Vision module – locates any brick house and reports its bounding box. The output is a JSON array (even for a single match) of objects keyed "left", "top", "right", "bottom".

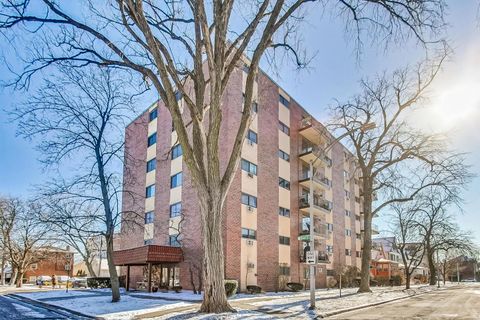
[
  {"left": 115, "top": 62, "right": 378, "bottom": 292},
  {"left": 24, "top": 246, "right": 74, "bottom": 283}
]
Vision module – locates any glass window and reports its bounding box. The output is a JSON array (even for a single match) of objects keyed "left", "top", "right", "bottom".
[
  {"left": 144, "top": 239, "right": 153, "bottom": 245},
  {"left": 241, "top": 228, "right": 256, "bottom": 240},
  {"left": 146, "top": 158, "right": 156, "bottom": 172},
  {"left": 241, "top": 159, "right": 257, "bottom": 175},
  {"left": 326, "top": 245, "right": 334, "bottom": 254},
  {"left": 279, "top": 177, "right": 290, "bottom": 190},
  {"left": 345, "top": 210, "right": 351, "bottom": 217},
  {"left": 345, "top": 229, "right": 352, "bottom": 236},
  {"left": 169, "top": 234, "right": 181, "bottom": 247},
  {"left": 146, "top": 184, "right": 155, "bottom": 198},
  {"left": 147, "top": 133, "right": 157, "bottom": 147},
  {"left": 345, "top": 249, "right": 351, "bottom": 256},
  {"left": 279, "top": 236, "right": 290, "bottom": 246},
  {"left": 170, "top": 172, "right": 182, "bottom": 188},
  {"left": 171, "top": 144, "right": 183, "bottom": 159},
  {"left": 279, "top": 266, "right": 290, "bottom": 276},
  {"left": 279, "top": 207, "right": 290, "bottom": 217},
  {"left": 252, "top": 102, "right": 258, "bottom": 113},
  {"left": 278, "top": 149, "right": 290, "bottom": 162},
  {"left": 356, "top": 251, "right": 362, "bottom": 258},
  {"left": 169, "top": 202, "right": 182, "bottom": 218},
  {"left": 279, "top": 94, "right": 290, "bottom": 108},
  {"left": 345, "top": 190, "right": 351, "bottom": 199},
  {"left": 144, "top": 211, "right": 154, "bottom": 224},
  {"left": 149, "top": 109, "right": 158, "bottom": 121},
  {"left": 278, "top": 121, "right": 290, "bottom": 136},
  {"left": 247, "top": 130, "right": 257, "bottom": 144},
  {"left": 327, "top": 223, "right": 333, "bottom": 232},
  {"left": 175, "top": 91, "right": 183, "bottom": 101},
  {"left": 356, "top": 233, "right": 362, "bottom": 239},
  {"left": 241, "top": 193, "right": 257, "bottom": 208}
]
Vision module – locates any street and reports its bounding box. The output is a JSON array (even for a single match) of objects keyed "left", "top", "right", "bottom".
[
  {"left": 0, "top": 295, "right": 86, "bottom": 320},
  {"left": 329, "top": 285, "right": 480, "bottom": 320}
]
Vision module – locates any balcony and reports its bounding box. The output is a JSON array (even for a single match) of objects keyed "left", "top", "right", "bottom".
[
  {"left": 299, "top": 117, "right": 327, "bottom": 146},
  {"left": 299, "top": 172, "right": 332, "bottom": 191},
  {"left": 299, "top": 195, "right": 333, "bottom": 216},
  {"left": 299, "top": 250, "right": 330, "bottom": 264},
  {"left": 299, "top": 147, "right": 332, "bottom": 168},
  {"left": 298, "top": 217, "right": 327, "bottom": 240}
]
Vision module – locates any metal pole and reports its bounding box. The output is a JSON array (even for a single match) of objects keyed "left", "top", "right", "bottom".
[
  {"left": 474, "top": 260, "right": 477, "bottom": 282},
  {"left": 309, "top": 161, "right": 316, "bottom": 310},
  {"left": 339, "top": 273, "right": 342, "bottom": 297}
]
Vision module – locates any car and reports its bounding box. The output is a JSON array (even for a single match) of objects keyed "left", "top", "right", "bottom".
[
  {"left": 71, "top": 277, "right": 88, "bottom": 288},
  {"left": 36, "top": 275, "right": 52, "bottom": 286}
]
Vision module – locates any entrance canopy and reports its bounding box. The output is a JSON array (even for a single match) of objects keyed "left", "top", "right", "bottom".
[{"left": 113, "top": 245, "right": 183, "bottom": 266}]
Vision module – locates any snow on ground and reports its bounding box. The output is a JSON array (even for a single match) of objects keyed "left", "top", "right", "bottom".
[{"left": 17, "top": 283, "right": 461, "bottom": 319}]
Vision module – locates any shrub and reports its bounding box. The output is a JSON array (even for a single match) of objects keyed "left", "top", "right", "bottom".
[
  {"left": 374, "top": 276, "right": 390, "bottom": 286},
  {"left": 391, "top": 275, "right": 402, "bottom": 286},
  {"left": 246, "top": 285, "right": 262, "bottom": 294},
  {"left": 224, "top": 280, "right": 238, "bottom": 298},
  {"left": 173, "top": 285, "right": 182, "bottom": 293},
  {"left": 87, "top": 277, "right": 111, "bottom": 289},
  {"left": 286, "top": 282, "right": 303, "bottom": 292}
]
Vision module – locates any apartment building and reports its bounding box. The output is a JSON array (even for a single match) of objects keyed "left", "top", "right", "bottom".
[{"left": 115, "top": 64, "right": 378, "bottom": 292}]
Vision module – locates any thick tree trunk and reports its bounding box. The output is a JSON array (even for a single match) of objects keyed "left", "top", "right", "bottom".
[
  {"left": 16, "top": 269, "right": 24, "bottom": 288},
  {"left": 106, "top": 233, "right": 120, "bottom": 302},
  {"left": 85, "top": 259, "right": 97, "bottom": 278},
  {"left": 199, "top": 195, "right": 234, "bottom": 313},
  {"left": 358, "top": 181, "right": 373, "bottom": 293},
  {"left": 405, "top": 273, "right": 411, "bottom": 290},
  {"left": 9, "top": 267, "right": 17, "bottom": 286},
  {"left": 1, "top": 253, "right": 5, "bottom": 286}
]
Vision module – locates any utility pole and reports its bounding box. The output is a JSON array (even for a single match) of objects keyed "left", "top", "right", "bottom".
[
  {"left": 474, "top": 259, "right": 477, "bottom": 282},
  {"left": 456, "top": 262, "right": 460, "bottom": 284},
  {"left": 436, "top": 251, "right": 440, "bottom": 288}
]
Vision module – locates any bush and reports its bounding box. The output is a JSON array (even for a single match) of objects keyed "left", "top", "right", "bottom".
[
  {"left": 246, "top": 285, "right": 262, "bottom": 294},
  {"left": 173, "top": 285, "right": 182, "bottom": 293},
  {"left": 374, "top": 276, "right": 390, "bottom": 287},
  {"left": 391, "top": 275, "right": 402, "bottom": 286},
  {"left": 224, "top": 280, "right": 238, "bottom": 298},
  {"left": 87, "top": 277, "right": 111, "bottom": 289},
  {"left": 286, "top": 282, "right": 303, "bottom": 292}
]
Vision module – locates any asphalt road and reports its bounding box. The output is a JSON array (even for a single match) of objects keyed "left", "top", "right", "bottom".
[
  {"left": 0, "top": 295, "right": 85, "bottom": 320},
  {"left": 329, "top": 285, "right": 480, "bottom": 320}
]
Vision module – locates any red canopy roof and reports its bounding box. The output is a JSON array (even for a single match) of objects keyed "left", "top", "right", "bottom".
[{"left": 113, "top": 245, "right": 183, "bottom": 266}]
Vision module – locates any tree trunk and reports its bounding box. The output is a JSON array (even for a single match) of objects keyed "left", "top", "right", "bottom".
[
  {"left": 16, "top": 269, "right": 24, "bottom": 288},
  {"left": 105, "top": 232, "right": 120, "bottom": 302},
  {"left": 9, "top": 267, "right": 17, "bottom": 286},
  {"left": 86, "top": 258, "right": 97, "bottom": 278},
  {"left": 358, "top": 181, "right": 373, "bottom": 293},
  {"left": 1, "top": 253, "right": 6, "bottom": 286},
  {"left": 405, "top": 273, "right": 411, "bottom": 290},
  {"left": 199, "top": 194, "right": 233, "bottom": 313},
  {"left": 427, "top": 251, "right": 436, "bottom": 285}
]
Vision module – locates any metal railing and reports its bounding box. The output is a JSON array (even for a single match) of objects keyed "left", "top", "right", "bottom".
[
  {"left": 299, "top": 146, "right": 333, "bottom": 167},
  {"left": 299, "top": 196, "right": 333, "bottom": 212},
  {"left": 299, "top": 171, "right": 332, "bottom": 188}
]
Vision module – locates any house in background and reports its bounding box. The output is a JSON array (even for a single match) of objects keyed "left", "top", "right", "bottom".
[
  {"left": 24, "top": 246, "right": 74, "bottom": 283},
  {"left": 73, "top": 234, "right": 120, "bottom": 277},
  {"left": 370, "top": 237, "right": 402, "bottom": 280}
]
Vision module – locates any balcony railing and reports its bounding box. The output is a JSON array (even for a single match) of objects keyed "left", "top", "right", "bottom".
[
  {"left": 299, "top": 250, "right": 330, "bottom": 264},
  {"left": 299, "top": 146, "right": 333, "bottom": 167},
  {"left": 300, "top": 116, "right": 313, "bottom": 129},
  {"left": 299, "top": 172, "right": 332, "bottom": 189},
  {"left": 299, "top": 217, "right": 327, "bottom": 238},
  {"left": 299, "top": 196, "right": 333, "bottom": 212}
]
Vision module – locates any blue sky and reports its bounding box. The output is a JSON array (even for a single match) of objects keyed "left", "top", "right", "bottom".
[{"left": 0, "top": 1, "right": 478, "bottom": 242}]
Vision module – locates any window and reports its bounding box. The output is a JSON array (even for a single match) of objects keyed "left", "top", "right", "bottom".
[
  {"left": 146, "top": 158, "right": 156, "bottom": 172},
  {"left": 171, "top": 172, "right": 182, "bottom": 188},
  {"left": 356, "top": 251, "right": 362, "bottom": 258},
  {"left": 345, "top": 249, "right": 352, "bottom": 256},
  {"left": 175, "top": 91, "right": 183, "bottom": 101},
  {"left": 355, "top": 215, "right": 361, "bottom": 221},
  {"left": 345, "top": 210, "right": 352, "bottom": 217},
  {"left": 171, "top": 144, "right": 183, "bottom": 159},
  {"left": 242, "top": 64, "right": 250, "bottom": 73},
  {"left": 355, "top": 197, "right": 361, "bottom": 203},
  {"left": 345, "top": 229, "right": 352, "bottom": 237},
  {"left": 278, "top": 149, "right": 290, "bottom": 162},
  {"left": 326, "top": 245, "right": 334, "bottom": 254},
  {"left": 343, "top": 170, "right": 350, "bottom": 180},
  {"left": 146, "top": 184, "right": 155, "bottom": 198},
  {"left": 279, "top": 177, "right": 290, "bottom": 190},
  {"left": 247, "top": 130, "right": 257, "bottom": 144},
  {"left": 279, "top": 94, "right": 290, "bottom": 108},
  {"left": 170, "top": 202, "right": 182, "bottom": 218},
  {"left": 356, "top": 233, "right": 362, "bottom": 239},
  {"left": 241, "top": 228, "right": 256, "bottom": 240},
  {"left": 169, "top": 234, "right": 181, "bottom": 247},
  {"left": 279, "top": 207, "right": 290, "bottom": 217},
  {"left": 144, "top": 239, "right": 153, "bottom": 245},
  {"left": 345, "top": 190, "right": 351, "bottom": 199},
  {"left": 327, "top": 269, "right": 335, "bottom": 276},
  {"left": 279, "top": 236, "right": 290, "bottom": 245},
  {"left": 147, "top": 133, "right": 157, "bottom": 147},
  {"left": 171, "top": 120, "right": 175, "bottom": 132},
  {"left": 252, "top": 102, "right": 258, "bottom": 113},
  {"left": 144, "top": 211, "right": 154, "bottom": 224},
  {"left": 278, "top": 121, "right": 290, "bottom": 136},
  {"left": 149, "top": 109, "right": 158, "bottom": 121},
  {"left": 326, "top": 223, "right": 333, "bottom": 232},
  {"left": 279, "top": 265, "right": 290, "bottom": 276},
  {"left": 241, "top": 159, "right": 257, "bottom": 175},
  {"left": 241, "top": 193, "right": 257, "bottom": 208},
  {"left": 30, "top": 263, "right": 38, "bottom": 270}
]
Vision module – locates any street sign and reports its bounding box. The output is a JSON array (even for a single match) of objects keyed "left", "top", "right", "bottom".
[{"left": 306, "top": 251, "right": 317, "bottom": 265}]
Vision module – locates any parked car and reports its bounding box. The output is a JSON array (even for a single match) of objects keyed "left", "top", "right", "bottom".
[
  {"left": 36, "top": 275, "right": 52, "bottom": 286},
  {"left": 56, "top": 275, "right": 70, "bottom": 283},
  {"left": 71, "top": 277, "right": 88, "bottom": 288}
]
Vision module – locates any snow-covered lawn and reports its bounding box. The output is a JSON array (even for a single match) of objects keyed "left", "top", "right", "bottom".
[{"left": 16, "top": 283, "right": 464, "bottom": 319}]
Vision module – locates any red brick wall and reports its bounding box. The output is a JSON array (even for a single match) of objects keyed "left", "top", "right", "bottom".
[{"left": 24, "top": 251, "right": 74, "bottom": 282}]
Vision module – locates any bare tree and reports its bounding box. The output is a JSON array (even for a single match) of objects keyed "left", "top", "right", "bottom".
[
  {"left": 10, "top": 66, "right": 139, "bottom": 301},
  {"left": 0, "top": 0, "right": 448, "bottom": 312},
  {"left": 329, "top": 54, "right": 476, "bottom": 292},
  {"left": 389, "top": 202, "right": 426, "bottom": 289}
]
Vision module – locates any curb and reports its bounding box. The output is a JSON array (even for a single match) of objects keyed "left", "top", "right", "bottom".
[
  {"left": 317, "top": 287, "right": 440, "bottom": 318},
  {"left": 7, "top": 293, "right": 103, "bottom": 320}
]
